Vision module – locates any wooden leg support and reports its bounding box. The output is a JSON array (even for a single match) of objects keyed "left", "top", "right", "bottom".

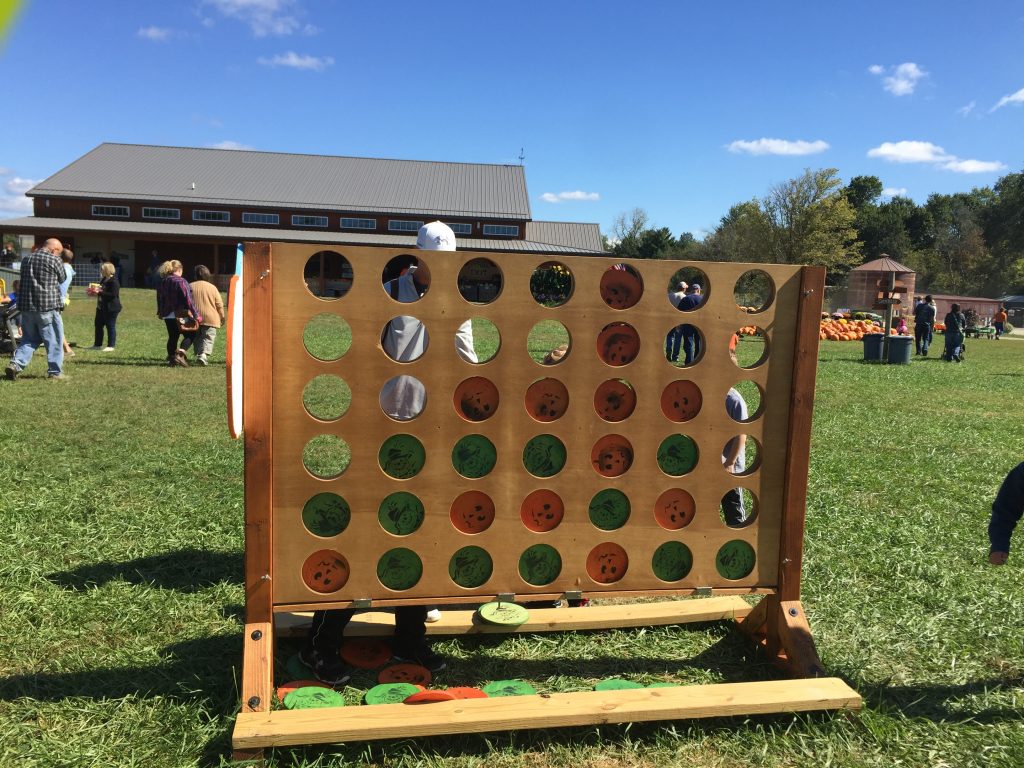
[
  {"left": 738, "top": 596, "right": 825, "bottom": 678},
  {"left": 233, "top": 621, "right": 273, "bottom": 766}
]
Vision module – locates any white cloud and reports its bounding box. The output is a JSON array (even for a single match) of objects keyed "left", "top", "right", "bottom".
[
  {"left": 539, "top": 190, "right": 600, "bottom": 203},
  {"left": 137, "top": 25, "right": 172, "bottom": 41},
  {"left": 881, "top": 187, "right": 908, "bottom": 198},
  {"left": 0, "top": 166, "right": 10, "bottom": 175},
  {"left": 203, "top": 0, "right": 313, "bottom": 37},
  {"left": 991, "top": 86, "right": 1024, "bottom": 112},
  {"left": 208, "top": 140, "right": 254, "bottom": 150},
  {"left": 956, "top": 101, "right": 976, "bottom": 117},
  {"left": 869, "top": 62, "right": 927, "bottom": 96},
  {"left": 867, "top": 140, "right": 1005, "bottom": 174},
  {"left": 0, "top": 176, "right": 38, "bottom": 218},
  {"left": 257, "top": 51, "right": 333, "bottom": 71},
  {"left": 726, "top": 138, "right": 829, "bottom": 156}
]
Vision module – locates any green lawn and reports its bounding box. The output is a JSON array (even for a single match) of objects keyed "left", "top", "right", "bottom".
[{"left": 1, "top": 288, "right": 1022, "bottom": 767}]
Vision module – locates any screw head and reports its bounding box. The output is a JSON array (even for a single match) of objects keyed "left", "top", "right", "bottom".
[
  {"left": 788, "top": 607, "right": 799, "bottom": 617},
  {"left": 251, "top": 629, "right": 263, "bottom": 641},
  {"left": 247, "top": 696, "right": 261, "bottom": 710}
]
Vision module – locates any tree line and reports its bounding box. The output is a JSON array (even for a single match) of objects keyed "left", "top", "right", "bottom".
[{"left": 606, "top": 167, "right": 1024, "bottom": 297}]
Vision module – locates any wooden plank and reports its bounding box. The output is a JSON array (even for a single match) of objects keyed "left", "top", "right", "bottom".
[
  {"left": 776, "top": 266, "right": 825, "bottom": 602},
  {"left": 274, "top": 596, "right": 754, "bottom": 636},
  {"left": 243, "top": 242, "right": 274, "bottom": 623},
  {"left": 240, "top": 621, "right": 273, "bottom": 713},
  {"left": 233, "top": 677, "right": 862, "bottom": 749}
]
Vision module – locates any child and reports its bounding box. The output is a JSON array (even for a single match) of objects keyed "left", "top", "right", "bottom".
[{"left": 988, "top": 462, "right": 1024, "bottom": 565}]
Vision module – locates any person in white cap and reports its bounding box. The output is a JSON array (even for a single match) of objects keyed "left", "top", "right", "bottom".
[{"left": 665, "top": 281, "right": 687, "bottom": 362}]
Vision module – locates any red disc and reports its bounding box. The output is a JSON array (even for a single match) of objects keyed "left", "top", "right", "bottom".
[
  {"left": 596, "top": 323, "right": 640, "bottom": 366},
  {"left": 276, "top": 679, "right": 329, "bottom": 700},
  {"left": 378, "top": 663, "right": 432, "bottom": 686},
  {"left": 446, "top": 686, "right": 489, "bottom": 699},
  {"left": 301, "top": 550, "right": 350, "bottom": 594},
  {"left": 654, "top": 488, "right": 696, "bottom": 530},
  {"left": 340, "top": 637, "right": 392, "bottom": 669},
  {"left": 520, "top": 489, "right": 565, "bottom": 532},
  {"left": 586, "top": 542, "right": 629, "bottom": 584},
  {"left": 661, "top": 380, "right": 702, "bottom": 422},
  {"left": 593, "top": 379, "right": 636, "bottom": 422},
  {"left": 403, "top": 689, "right": 457, "bottom": 704},
  {"left": 525, "top": 378, "right": 569, "bottom": 422},
  {"left": 454, "top": 376, "right": 500, "bottom": 421},
  {"left": 599, "top": 268, "right": 643, "bottom": 309},
  {"left": 591, "top": 434, "right": 634, "bottom": 478},
  {"left": 450, "top": 490, "right": 496, "bottom": 534}
]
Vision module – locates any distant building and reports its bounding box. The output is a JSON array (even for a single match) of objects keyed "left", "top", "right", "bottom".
[
  {"left": 0, "top": 143, "right": 604, "bottom": 286},
  {"left": 843, "top": 256, "right": 917, "bottom": 316},
  {"left": 997, "top": 295, "right": 1024, "bottom": 326}
]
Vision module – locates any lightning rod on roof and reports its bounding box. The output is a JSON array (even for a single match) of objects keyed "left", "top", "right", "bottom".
[{"left": 518, "top": 148, "right": 524, "bottom": 166}]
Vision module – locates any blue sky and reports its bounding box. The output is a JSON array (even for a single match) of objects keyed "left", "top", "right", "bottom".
[{"left": 1, "top": 0, "right": 1022, "bottom": 239}]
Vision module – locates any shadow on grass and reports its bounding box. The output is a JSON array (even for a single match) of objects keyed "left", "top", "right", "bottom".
[
  {"left": 863, "top": 676, "right": 1024, "bottom": 724},
  {"left": 46, "top": 548, "right": 243, "bottom": 592},
  {"left": 70, "top": 358, "right": 194, "bottom": 367}
]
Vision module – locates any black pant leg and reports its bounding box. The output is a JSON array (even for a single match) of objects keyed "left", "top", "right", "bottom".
[
  {"left": 308, "top": 608, "right": 355, "bottom": 653},
  {"left": 394, "top": 605, "right": 428, "bottom": 648},
  {"left": 164, "top": 319, "right": 180, "bottom": 360},
  {"left": 94, "top": 309, "right": 105, "bottom": 347},
  {"left": 107, "top": 311, "right": 119, "bottom": 347}
]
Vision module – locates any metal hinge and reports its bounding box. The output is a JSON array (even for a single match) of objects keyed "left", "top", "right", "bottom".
[
  {"left": 352, "top": 598, "right": 372, "bottom": 609},
  {"left": 496, "top": 592, "right": 516, "bottom": 603},
  {"left": 564, "top": 590, "right": 582, "bottom": 601},
  {"left": 695, "top": 586, "right": 713, "bottom": 597}
]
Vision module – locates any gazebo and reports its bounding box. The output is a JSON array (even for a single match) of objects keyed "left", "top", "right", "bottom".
[{"left": 845, "top": 256, "right": 917, "bottom": 317}]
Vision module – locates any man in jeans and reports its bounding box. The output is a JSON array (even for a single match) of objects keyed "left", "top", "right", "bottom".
[{"left": 5, "top": 238, "right": 67, "bottom": 380}]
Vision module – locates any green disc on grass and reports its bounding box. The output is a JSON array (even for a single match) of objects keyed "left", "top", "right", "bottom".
[
  {"left": 285, "top": 652, "right": 313, "bottom": 681},
  {"left": 588, "top": 489, "right": 630, "bottom": 530},
  {"left": 594, "top": 678, "right": 645, "bottom": 691},
  {"left": 283, "top": 686, "right": 346, "bottom": 709},
  {"left": 482, "top": 679, "right": 537, "bottom": 697},
  {"left": 365, "top": 682, "right": 422, "bottom": 705},
  {"left": 477, "top": 601, "right": 530, "bottom": 626}
]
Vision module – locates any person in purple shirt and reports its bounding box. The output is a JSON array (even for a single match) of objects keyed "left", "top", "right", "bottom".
[{"left": 156, "top": 259, "right": 201, "bottom": 367}]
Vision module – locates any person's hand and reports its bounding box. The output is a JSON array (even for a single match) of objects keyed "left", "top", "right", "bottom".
[{"left": 989, "top": 551, "right": 1009, "bottom": 565}]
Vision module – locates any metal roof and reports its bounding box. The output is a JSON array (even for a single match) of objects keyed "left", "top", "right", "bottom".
[
  {"left": 852, "top": 256, "right": 914, "bottom": 273},
  {"left": 525, "top": 221, "right": 605, "bottom": 253},
  {"left": 0, "top": 216, "right": 603, "bottom": 255},
  {"left": 28, "top": 143, "right": 533, "bottom": 220}
]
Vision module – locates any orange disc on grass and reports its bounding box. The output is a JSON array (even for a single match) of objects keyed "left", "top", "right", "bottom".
[
  {"left": 404, "top": 689, "right": 457, "bottom": 704},
  {"left": 276, "top": 679, "right": 329, "bottom": 701},
  {"left": 520, "top": 489, "right": 565, "bottom": 532},
  {"left": 586, "top": 542, "right": 629, "bottom": 584},
  {"left": 378, "top": 663, "right": 432, "bottom": 686},
  {"left": 454, "top": 376, "right": 500, "bottom": 422},
  {"left": 447, "top": 687, "right": 489, "bottom": 699},
  {"left": 340, "top": 637, "right": 392, "bottom": 669},
  {"left": 525, "top": 378, "right": 569, "bottom": 422},
  {"left": 596, "top": 323, "right": 640, "bottom": 366},
  {"left": 654, "top": 488, "right": 696, "bottom": 530},
  {"left": 593, "top": 379, "right": 636, "bottom": 422},
  {"left": 660, "top": 380, "right": 702, "bottom": 422},
  {"left": 301, "top": 550, "right": 350, "bottom": 594},
  {"left": 450, "top": 490, "right": 496, "bottom": 534}
]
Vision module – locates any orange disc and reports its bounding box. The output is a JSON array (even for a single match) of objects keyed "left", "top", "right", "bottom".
[
  {"left": 454, "top": 376, "right": 500, "bottom": 421},
  {"left": 450, "top": 490, "right": 496, "bottom": 534},
  {"left": 586, "top": 542, "right": 629, "bottom": 584},
  {"left": 301, "top": 550, "right": 350, "bottom": 594},
  {"left": 524, "top": 378, "right": 569, "bottom": 422},
  {"left": 447, "top": 687, "right": 489, "bottom": 699},
  {"left": 404, "top": 689, "right": 457, "bottom": 704},
  {"left": 654, "top": 488, "right": 696, "bottom": 530},
  {"left": 596, "top": 323, "right": 640, "bottom": 366},
  {"left": 340, "top": 638, "right": 392, "bottom": 669},
  {"left": 591, "top": 434, "right": 634, "bottom": 478},
  {"left": 520, "top": 489, "right": 565, "bottom": 532},
  {"left": 276, "top": 679, "right": 329, "bottom": 700},
  {"left": 660, "top": 380, "right": 702, "bottom": 422},
  {"left": 593, "top": 379, "right": 636, "bottom": 422},
  {"left": 378, "top": 663, "right": 432, "bottom": 686},
  {"left": 599, "top": 268, "right": 643, "bottom": 309}
]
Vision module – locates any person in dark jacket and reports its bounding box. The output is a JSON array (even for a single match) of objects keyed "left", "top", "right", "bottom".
[
  {"left": 943, "top": 303, "right": 966, "bottom": 362},
  {"left": 89, "top": 261, "right": 121, "bottom": 350},
  {"left": 913, "top": 294, "right": 937, "bottom": 355},
  {"left": 156, "top": 259, "right": 201, "bottom": 367},
  {"left": 988, "top": 462, "right": 1024, "bottom": 565}
]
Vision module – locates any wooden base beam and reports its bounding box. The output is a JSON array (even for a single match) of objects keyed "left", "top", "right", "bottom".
[
  {"left": 233, "top": 677, "right": 860, "bottom": 749},
  {"left": 737, "top": 596, "right": 825, "bottom": 678}
]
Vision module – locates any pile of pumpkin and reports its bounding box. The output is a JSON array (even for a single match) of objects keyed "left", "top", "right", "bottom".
[{"left": 819, "top": 317, "right": 888, "bottom": 341}]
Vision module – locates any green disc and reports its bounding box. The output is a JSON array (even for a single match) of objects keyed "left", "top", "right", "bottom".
[
  {"left": 594, "top": 678, "right": 645, "bottom": 691},
  {"left": 283, "top": 686, "right": 346, "bottom": 709},
  {"left": 452, "top": 434, "right": 497, "bottom": 479},
  {"left": 518, "top": 544, "right": 562, "bottom": 586},
  {"left": 377, "top": 548, "right": 423, "bottom": 590},
  {"left": 657, "top": 434, "right": 699, "bottom": 476},
  {"left": 715, "top": 540, "right": 756, "bottom": 580},
  {"left": 477, "top": 601, "right": 530, "bottom": 626},
  {"left": 302, "top": 492, "right": 351, "bottom": 537},
  {"left": 449, "top": 546, "right": 493, "bottom": 588},
  {"left": 482, "top": 679, "right": 537, "bottom": 697},
  {"left": 365, "top": 682, "right": 421, "bottom": 705},
  {"left": 285, "top": 652, "right": 313, "bottom": 681},
  {"left": 378, "top": 434, "right": 426, "bottom": 479},
  {"left": 378, "top": 492, "right": 425, "bottom": 535},
  {"left": 588, "top": 489, "right": 630, "bottom": 530},
  {"left": 522, "top": 434, "right": 567, "bottom": 478},
  {"left": 652, "top": 541, "right": 694, "bottom": 582}
]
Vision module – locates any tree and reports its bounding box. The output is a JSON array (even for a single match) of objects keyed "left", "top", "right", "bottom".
[
  {"left": 637, "top": 227, "right": 676, "bottom": 260},
  {"left": 610, "top": 208, "right": 649, "bottom": 258},
  {"left": 702, "top": 201, "right": 772, "bottom": 263},
  {"left": 844, "top": 175, "right": 883, "bottom": 211}
]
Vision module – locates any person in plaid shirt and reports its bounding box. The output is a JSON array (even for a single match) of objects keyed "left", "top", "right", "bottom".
[{"left": 5, "top": 238, "right": 68, "bottom": 380}]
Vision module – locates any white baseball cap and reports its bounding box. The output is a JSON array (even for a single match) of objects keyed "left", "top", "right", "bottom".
[{"left": 417, "top": 220, "right": 457, "bottom": 251}]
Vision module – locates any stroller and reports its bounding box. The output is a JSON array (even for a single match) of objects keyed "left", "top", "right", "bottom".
[{"left": 0, "top": 299, "right": 19, "bottom": 354}]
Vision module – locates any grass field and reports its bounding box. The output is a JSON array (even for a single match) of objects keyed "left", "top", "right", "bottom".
[{"left": 1, "top": 287, "right": 1022, "bottom": 767}]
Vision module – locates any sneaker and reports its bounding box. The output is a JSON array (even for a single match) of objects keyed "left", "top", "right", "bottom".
[
  {"left": 102, "top": 347, "right": 115, "bottom": 352},
  {"left": 196, "top": 356, "right": 208, "bottom": 366},
  {"left": 5, "top": 364, "right": 18, "bottom": 381},
  {"left": 393, "top": 641, "right": 446, "bottom": 672},
  {"left": 174, "top": 350, "right": 189, "bottom": 367},
  {"left": 299, "top": 645, "right": 352, "bottom": 686},
  {"left": 425, "top": 608, "right": 442, "bottom": 623}
]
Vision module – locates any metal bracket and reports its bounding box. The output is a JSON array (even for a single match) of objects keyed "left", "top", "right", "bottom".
[
  {"left": 352, "top": 598, "right": 372, "bottom": 609},
  {"left": 564, "top": 590, "right": 583, "bottom": 601},
  {"left": 496, "top": 592, "right": 516, "bottom": 603},
  {"left": 695, "top": 586, "right": 713, "bottom": 597}
]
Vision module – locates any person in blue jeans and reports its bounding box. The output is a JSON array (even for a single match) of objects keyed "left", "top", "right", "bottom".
[
  {"left": 679, "top": 284, "right": 704, "bottom": 365},
  {"left": 913, "top": 294, "right": 936, "bottom": 355},
  {"left": 988, "top": 462, "right": 1024, "bottom": 566},
  {"left": 5, "top": 239, "right": 67, "bottom": 380}
]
